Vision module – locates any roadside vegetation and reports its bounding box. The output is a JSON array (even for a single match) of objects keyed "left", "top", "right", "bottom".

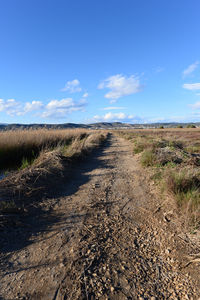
[
  {"left": 0, "top": 129, "right": 89, "bottom": 170},
  {"left": 0, "top": 129, "right": 107, "bottom": 213},
  {"left": 117, "top": 129, "right": 200, "bottom": 228}
]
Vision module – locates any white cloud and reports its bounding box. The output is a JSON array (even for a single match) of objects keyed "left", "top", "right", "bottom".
[
  {"left": 41, "top": 98, "right": 86, "bottom": 119},
  {"left": 46, "top": 98, "right": 74, "bottom": 110},
  {"left": 183, "top": 83, "right": 200, "bottom": 90},
  {"left": 82, "top": 92, "right": 89, "bottom": 98},
  {"left": 182, "top": 61, "right": 199, "bottom": 78},
  {"left": 102, "top": 106, "right": 126, "bottom": 110},
  {"left": 24, "top": 101, "right": 43, "bottom": 113},
  {"left": 0, "top": 96, "right": 86, "bottom": 119},
  {"left": 93, "top": 112, "right": 135, "bottom": 122},
  {"left": 61, "top": 79, "right": 82, "bottom": 93},
  {"left": 0, "top": 99, "right": 44, "bottom": 116},
  {"left": 0, "top": 98, "right": 20, "bottom": 116},
  {"left": 17, "top": 101, "right": 43, "bottom": 115},
  {"left": 98, "top": 74, "right": 142, "bottom": 102},
  {"left": 189, "top": 101, "right": 200, "bottom": 109},
  {"left": 90, "top": 112, "right": 200, "bottom": 124},
  {"left": 104, "top": 112, "right": 127, "bottom": 120}
]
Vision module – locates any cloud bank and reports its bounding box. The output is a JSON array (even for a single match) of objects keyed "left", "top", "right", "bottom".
[
  {"left": 93, "top": 112, "right": 141, "bottom": 123},
  {"left": 0, "top": 97, "right": 87, "bottom": 119},
  {"left": 41, "top": 98, "right": 86, "bottom": 119}
]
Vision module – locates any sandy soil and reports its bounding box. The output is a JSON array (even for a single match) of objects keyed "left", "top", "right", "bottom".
[{"left": 0, "top": 134, "right": 199, "bottom": 299}]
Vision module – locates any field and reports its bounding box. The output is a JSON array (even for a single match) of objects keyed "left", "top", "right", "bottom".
[{"left": 0, "top": 129, "right": 200, "bottom": 299}]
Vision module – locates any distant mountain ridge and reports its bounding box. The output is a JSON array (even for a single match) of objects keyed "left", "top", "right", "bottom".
[{"left": 0, "top": 122, "right": 199, "bottom": 130}]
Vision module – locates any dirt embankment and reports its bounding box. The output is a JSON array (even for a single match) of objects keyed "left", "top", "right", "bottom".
[{"left": 0, "top": 134, "right": 199, "bottom": 299}]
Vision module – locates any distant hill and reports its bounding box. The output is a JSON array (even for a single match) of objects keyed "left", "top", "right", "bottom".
[{"left": 0, "top": 121, "right": 200, "bottom": 130}]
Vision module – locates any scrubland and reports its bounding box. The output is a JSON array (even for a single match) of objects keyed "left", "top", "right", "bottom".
[{"left": 117, "top": 128, "right": 200, "bottom": 228}]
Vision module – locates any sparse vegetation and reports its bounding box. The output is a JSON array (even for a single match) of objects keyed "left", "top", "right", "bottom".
[{"left": 117, "top": 128, "right": 200, "bottom": 227}]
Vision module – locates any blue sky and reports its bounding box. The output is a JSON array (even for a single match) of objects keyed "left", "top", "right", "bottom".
[{"left": 0, "top": 0, "right": 200, "bottom": 124}]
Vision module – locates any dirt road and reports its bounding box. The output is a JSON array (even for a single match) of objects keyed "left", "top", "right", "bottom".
[{"left": 0, "top": 134, "right": 199, "bottom": 299}]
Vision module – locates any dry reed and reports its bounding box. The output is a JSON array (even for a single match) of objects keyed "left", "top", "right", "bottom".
[{"left": 0, "top": 128, "right": 88, "bottom": 170}]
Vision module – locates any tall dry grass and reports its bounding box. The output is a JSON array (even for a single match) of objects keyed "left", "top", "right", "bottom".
[{"left": 0, "top": 129, "right": 88, "bottom": 170}]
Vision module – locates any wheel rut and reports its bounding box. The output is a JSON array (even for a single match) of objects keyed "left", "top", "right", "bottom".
[{"left": 0, "top": 134, "right": 199, "bottom": 299}]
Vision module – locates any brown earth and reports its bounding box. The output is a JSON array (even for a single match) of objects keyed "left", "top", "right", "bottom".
[{"left": 0, "top": 134, "right": 200, "bottom": 299}]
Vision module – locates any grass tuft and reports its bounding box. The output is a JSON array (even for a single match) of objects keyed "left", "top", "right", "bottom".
[
  {"left": 140, "top": 150, "right": 155, "bottom": 167},
  {"left": 166, "top": 170, "right": 200, "bottom": 195},
  {"left": 165, "top": 169, "right": 200, "bottom": 225}
]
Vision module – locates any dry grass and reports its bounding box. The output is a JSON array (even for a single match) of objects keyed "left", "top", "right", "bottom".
[
  {"left": 118, "top": 128, "right": 200, "bottom": 146},
  {"left": 0, "top": 128, "right": 88, "bottom": 170},
  {"left": 117, "top": 129, "right": 200, "bottom": 227},
  {"left": 0, "top": 130, "right": 107, "bottom": 213},
  {"left": 61, "top": 132, "right": 106, "bottom": 158},
  {"left": 165, "top": 169, "right": 200, "bottom": 226}
]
